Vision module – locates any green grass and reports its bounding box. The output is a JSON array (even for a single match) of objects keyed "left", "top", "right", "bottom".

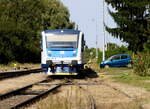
[
  {"left": 107, "top": 68, "right": 150, "bottom": 91},
  {"left": 100, "top": 67, "right": 133, "bottom": 75}
]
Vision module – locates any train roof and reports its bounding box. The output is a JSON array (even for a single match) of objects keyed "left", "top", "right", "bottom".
[{"left": 44, "top": 29, "right": 81, "bottom": 34}]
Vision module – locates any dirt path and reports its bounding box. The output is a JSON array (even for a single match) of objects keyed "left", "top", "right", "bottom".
[{"left": 0, "top": 73, "right": 47, "bottom": 95}]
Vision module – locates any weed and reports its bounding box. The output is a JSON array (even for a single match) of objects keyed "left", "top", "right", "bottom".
[
  {"left": 118, "top": 73, "right": 130, "bottom": 79},
  {"left": 112, "top": 70, "right": 150, "bottom": 91}
]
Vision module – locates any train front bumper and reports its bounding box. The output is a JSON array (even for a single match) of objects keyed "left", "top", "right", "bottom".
[
  {"left": 46, "top": 72, "right": 78, "bottom": 75},
  {"left": 41, "top": 64, "right": 82, "bottom": 75}
]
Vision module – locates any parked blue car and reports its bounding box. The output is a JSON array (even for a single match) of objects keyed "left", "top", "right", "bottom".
[{"left": 100, "top": 54, "right": 132, "bottom": 68}]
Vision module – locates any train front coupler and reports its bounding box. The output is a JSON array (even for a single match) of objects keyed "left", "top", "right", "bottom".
[{"left": 46, "top": 60, "right": 55, "bottom": 73}]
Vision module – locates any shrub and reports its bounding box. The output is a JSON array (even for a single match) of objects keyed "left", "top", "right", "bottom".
[{"left": 133, "top": 53, "right": 150, "bottom": 76}]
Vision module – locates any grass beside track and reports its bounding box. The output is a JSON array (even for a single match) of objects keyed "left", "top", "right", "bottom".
[
  {"left": 99, "top": 67, "right": 150, "bottom": 92},
  {"left": 0, "top": 63, "right": 40, "bottom": 71}
]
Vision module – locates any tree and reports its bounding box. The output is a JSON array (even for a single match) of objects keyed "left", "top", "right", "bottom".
[
  {"left": 0, "top": 0, "right": 74, "bottom": 64},
  {"left": 41, "top": 0, "right": 74, "bottom": 30},
  {"left": 105, "top": 43, "right": 130, "bottom": 60},
  {"left": 144, "top": 8, "right": 150, "bottom": 51},
  {"left": 105, "top": 0, "right": 150, "bottom": 53},
  {"left": 107, "top": 43, "right": 119, "bottom": 51}
]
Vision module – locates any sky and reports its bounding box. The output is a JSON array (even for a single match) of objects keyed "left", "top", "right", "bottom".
[{"left": 60, "top": 0, "right": 125, "bottom": 49}]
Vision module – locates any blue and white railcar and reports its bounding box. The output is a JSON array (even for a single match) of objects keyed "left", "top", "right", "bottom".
[{"left": 41, "top": 29, "right": 85, "bottom": 75}]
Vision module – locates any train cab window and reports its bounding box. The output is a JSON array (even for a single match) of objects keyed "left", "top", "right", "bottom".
[
  {"left": 47, "top": 42, "right": 77, "bottom": 48},
  {"left": 46, "top": 34, "right": 78, "bottom": 48}
]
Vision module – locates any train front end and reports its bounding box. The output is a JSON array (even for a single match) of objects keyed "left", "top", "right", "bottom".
[{"left": 41, "top": 29, "right": 84, "bottom": 75}]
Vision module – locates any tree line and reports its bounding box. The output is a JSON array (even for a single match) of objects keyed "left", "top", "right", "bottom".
[{"left": 0, "top": 0, "right": 74, "bottom": 64}]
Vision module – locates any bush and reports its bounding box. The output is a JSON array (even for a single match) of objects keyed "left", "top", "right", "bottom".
[{"left": 133, "top": 53, "right": 150, "bottom": 76}]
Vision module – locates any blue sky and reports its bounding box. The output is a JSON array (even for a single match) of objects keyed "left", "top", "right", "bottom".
[{"left": 60, "top": 0, "right": 125, "bottom": 48}]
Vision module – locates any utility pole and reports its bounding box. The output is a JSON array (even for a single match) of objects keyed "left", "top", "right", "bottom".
[
  {"left": 102, "top": 0, "right": 105, "bottom": 61},
  {"left": 95, "top": 0, "right": 99, "bottom": 59},
  {"left": 96, "top": 22, "right": 98, "bottom": 59},
  {"left": 92, "top": 18, "right": 98, "bottom": 59}
]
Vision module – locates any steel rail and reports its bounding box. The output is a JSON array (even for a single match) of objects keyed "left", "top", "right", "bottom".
[
  {"left": 79, "top": 86, "right": 96, "bottom": 109},
  {"left": 74, "top": 80, "right": 143, "bottom": 109},
  {"left": 62, "top": 80, "right": 143, "bottom": 109},
  {"left": 0, "top": 68, "right": 42, "bottom": 80},
  {"left": 38, "top": 82, "right": 104, "bottom": 86},
  {"left": 0, "top": 79, "right": 65, "bottom": 109},
  {"left": 11, "top": 84, "right": 61, "bottom": 109},
  {"left": 75, "top": 84, "right": 96, "bottom": 109},
  {"left": 0, "top": 79, "right": 47, "bottom": 100},
  {"left": 53, "top": 79, "right": 97, "bottom": 109}
]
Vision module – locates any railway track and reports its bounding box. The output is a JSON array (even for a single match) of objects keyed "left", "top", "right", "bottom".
[
  {"left": 77, "top": 85, "right": 97, "bottom": 109},
  {"left": 100, "top": 82, "right": 144, "bottom": 109},
  {"left": 0, "top": 78, "right": 98, "bottom": 109},
  {"left": 56, "top": 79, "right": 143, "bottom": 109},
  {"left": 0, "top": 68, "right": 42, "bottom": 80},
  {"left": 61, "top": 79, "right": 97, "bottom": 109},
  {"left": 0, "top": 74, "right": 144, "bottom": 109},
  {"left": 0, "top": 79, "right": 64, "bottom": 109},
  {"left": 72, "top": 79, "right": 143, "bottom": 109}
]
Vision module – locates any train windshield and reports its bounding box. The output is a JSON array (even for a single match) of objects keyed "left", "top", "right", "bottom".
[{"left": 46, "top": 34, "right": 78, "bottom": 48}]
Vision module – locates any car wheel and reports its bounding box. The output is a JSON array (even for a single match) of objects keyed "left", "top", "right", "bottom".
[
  {"left": 127, "top": 64, "right": 132, "bottom": 68},
  {"left": 104, "top": 65, "right": 109, "bottom": 68}
]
